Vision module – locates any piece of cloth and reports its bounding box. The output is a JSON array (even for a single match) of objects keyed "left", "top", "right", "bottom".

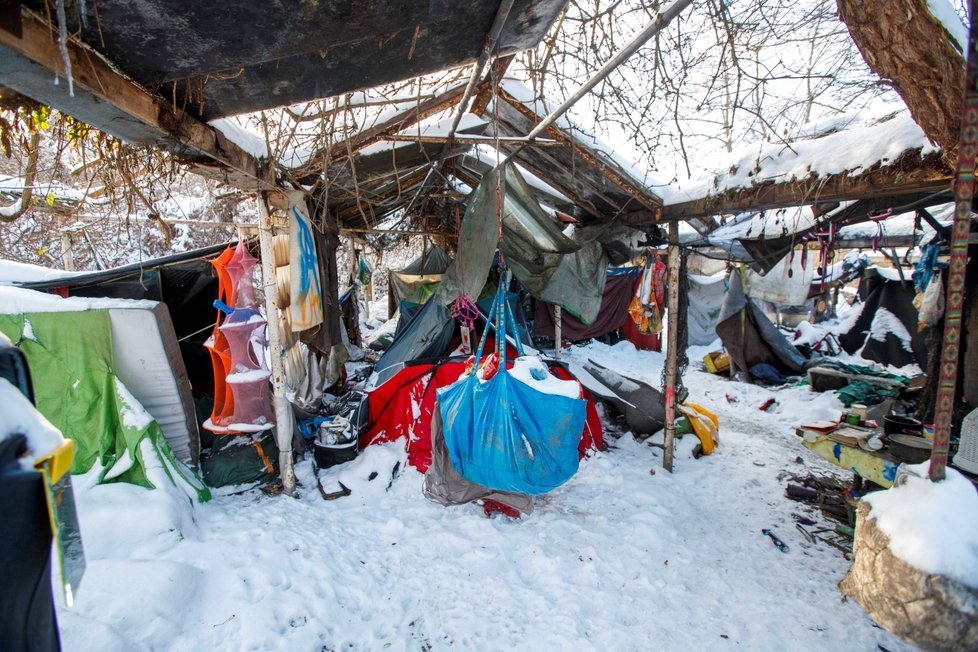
[
  {"left": 532, "top": 271, "right": 637, "bottom": 341},
  {"left": 287, "top": 192, "right": 324, "bottom": 331},
  {"left": 628, "top": 255, "right": 666, "bottom": 335}
]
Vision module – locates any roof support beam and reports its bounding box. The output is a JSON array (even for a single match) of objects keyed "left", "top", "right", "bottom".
[
  {"left": 0, "top": 7, "right": 265, "bottom": 191},
  {"left": 661, "top": 173, "right": 953, "bottom": 222}
]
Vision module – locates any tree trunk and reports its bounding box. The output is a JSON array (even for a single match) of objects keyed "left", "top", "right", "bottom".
[{"left": 837, "top": 0, "right": 964, "bottom": 166}]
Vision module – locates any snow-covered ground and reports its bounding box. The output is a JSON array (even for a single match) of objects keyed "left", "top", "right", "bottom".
[{"left": 57, "top": 340, "right": 916, "bottom": 652}]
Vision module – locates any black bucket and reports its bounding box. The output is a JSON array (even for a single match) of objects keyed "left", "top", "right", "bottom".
[{"left": 313, "top": 439, "right": 358, "bottom": 469}]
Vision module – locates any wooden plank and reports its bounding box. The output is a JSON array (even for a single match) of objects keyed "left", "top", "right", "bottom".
[
  {"left": 384, "top": 134, "right": 561, "bottom": 146},
  {"left": 661, "top": 170, "right": 953, "bottom": 221},
  {"left": 470, "top": 54, "right": 516, "bottom": 116},
  {"left": 492, "top": 86, "right": 662, "bottom": 210},
  {"left": 663, "top": 222, "right": 680, "bottom": 472},
  {"left": 0, "top": 8, "right": 263, "bottom": 189}
]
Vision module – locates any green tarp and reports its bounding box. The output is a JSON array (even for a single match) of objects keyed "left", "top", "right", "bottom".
[
  {"left": 435, "top": 164, "right": 639, "bottom": 325},
  {"left": 0, "top": 310, "right": 209, "bottom": 502}
]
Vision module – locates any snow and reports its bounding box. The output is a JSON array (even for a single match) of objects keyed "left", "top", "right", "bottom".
[
  {"left": 865, "top": 307, "right": 914, "bottom": 352},
  {"left": 0, "top": 258, "right": 83, "bottom": 284},
  {"left": 926, "top": 0, "right": 969, "bottom": 52},
  {"left": 0, "top": 285, "right": 158, "bottom": 314},
  {"left": 509, "top": 355, "right": 582, "bottom": 399},
  {"left": 865, "top": 462, "right": 978, "bottom": 588},
  {"left": 208, "top": 119, "right": 269, "bottom": 159},
  {"left": 113, "top": 377, "right": 154, "bottom": 431},
  {"left": 55, "top": 337, "right": 921, "bottom": 651},
  {"left": 669, "top": 106, "right": 939, "bottom": 206},
  {"left": 0, "top": 376, "right": 66, "bottom": 468}
]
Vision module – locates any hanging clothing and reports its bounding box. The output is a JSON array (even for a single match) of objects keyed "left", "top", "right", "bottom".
[{"left": 628, "top": 255, "right": 666, "bottom": 335}]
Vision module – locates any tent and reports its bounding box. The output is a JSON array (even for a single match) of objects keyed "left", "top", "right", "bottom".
[
  {"left": 839, "top": 268, "right": 927, "bottom": 369},
  {"left": 387, "top": 245, "right": 452, "bottom": 319},
  {"left": 715, "top": 268, "right": 810, "bottom": 377}
]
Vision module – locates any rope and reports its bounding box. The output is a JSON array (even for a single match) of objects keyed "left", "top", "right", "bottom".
[{"left": 451, "top": 294, "right": 479, "bottom": 330}]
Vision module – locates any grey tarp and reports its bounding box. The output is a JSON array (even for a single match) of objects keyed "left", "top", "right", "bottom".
[
  {"left": 715, "top": 269, "right": 809, "bottom": 374},
  {"left": 436, "top": 164, "right": 639, "bottom": 325},
  {"left": 387, "top": 245, "right": 452, "bottom": 319},
  {"left": 422, "top": 404, "right": 534, "bottom": 514},
  {"left": 369, "top": 298, "right": 454, "bottom": 388},
  {"left": 688, "top": 273, "right": 727, "bottom": 346}
]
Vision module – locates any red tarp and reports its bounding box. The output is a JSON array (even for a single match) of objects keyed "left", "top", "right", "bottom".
[{"left": 361, "top": 351, "right": 603, "bottom": 474}]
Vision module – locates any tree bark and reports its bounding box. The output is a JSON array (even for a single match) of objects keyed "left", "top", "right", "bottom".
[{"left": 838, "top": 0, "right": 964, "bottom": 166}]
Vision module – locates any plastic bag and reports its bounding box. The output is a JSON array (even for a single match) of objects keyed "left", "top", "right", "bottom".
[{"left": 917, "top": 271, "right": 944, "bottom": 330}]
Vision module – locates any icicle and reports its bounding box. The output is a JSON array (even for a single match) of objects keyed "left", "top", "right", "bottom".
[
  {"left": 78, "top": 0, "right": 89, "bottom": 30},
  {"left": 55, "top": 0, "right": 74, "bottom": 97}
]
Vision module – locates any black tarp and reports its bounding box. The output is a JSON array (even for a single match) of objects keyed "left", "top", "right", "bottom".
[
  {"left": 387, "top": 245, "right": 452, "bottom": 319},
  {"left": 715, "top": 269, "right": 809, "bottom": 375},
  {"left": 370, "top": 298, "right": 455, "bottom": 388},
  {"left": 839, "top": 268, "right": 927, "bottom": 368}
]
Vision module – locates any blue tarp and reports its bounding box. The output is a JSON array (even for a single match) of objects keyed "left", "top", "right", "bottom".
[{"left": 437, "top": 371, "right": 587, "bottom": 495}]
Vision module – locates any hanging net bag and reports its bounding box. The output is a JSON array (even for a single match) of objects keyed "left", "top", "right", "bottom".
[{"left": 437, "top": 283, "right": 587, "bottom": 495}]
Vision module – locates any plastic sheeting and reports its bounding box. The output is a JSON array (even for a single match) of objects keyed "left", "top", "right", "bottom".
[
  {"left": 746, "top": 249, "right": 814, "bottom": 306},
  {"left": 387, "top": 246, "right": 452, "bottom": 319},
  {"left": 715, "top": 269, "right": 809, "bottom": 375},
  {"left": 436, "top": 164, "right": 640, "bottom": 325},
  {"left": 687, "top": 273, "right": 727, "bottom": 346},
  {"left": 839, "top": 268, "right": 927, "bottom": 368}
]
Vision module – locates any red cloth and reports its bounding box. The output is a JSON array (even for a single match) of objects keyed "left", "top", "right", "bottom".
[
  {"left": 361, "top": 352, "right": 603, "bottom": 473},
  {"left": 621, "top": 316, "right": 661, "bottom": 351}
]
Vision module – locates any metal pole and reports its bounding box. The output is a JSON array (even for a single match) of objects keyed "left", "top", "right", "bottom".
[
  {"left": 525, "top": 0, "right": 695, "bottom": 141},
  {"left": 257, "top": 193, "right": 296, "bottom": 496},
  {"left": 930, "top": 0, "right": 978, "bottom": 482},
  {"left": 663, "top": 223, "right": 681, "bottom": 472}
]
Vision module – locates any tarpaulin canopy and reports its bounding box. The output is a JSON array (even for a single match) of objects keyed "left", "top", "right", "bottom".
[
  {"left": 688, "top": 273, "right": 727, "bottom": 346},
  {"left": 435, "top": 164, "right": 641, "bottom": 325}
]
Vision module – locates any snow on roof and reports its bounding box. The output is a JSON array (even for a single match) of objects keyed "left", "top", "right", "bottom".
[
  {"left": 837, "top": 202, "right": 956, "bottom": 240},
  {"left": 496, "top": 78, "right": 669, "bottom": 198},
  {"left": 357, "top": 112, "right": 489, "bottom": 158},
  {"left": 668, "top": 105, "right": 940, "bottom": 206},
  {"left": 0, "top": 259, "right": 84, "bottom": 285},
  {"left": 865, "top": 462, "right": 978, "bottom": 588},
  {"left": 0, "top": 285, "right": 157, "bottom": 313}
]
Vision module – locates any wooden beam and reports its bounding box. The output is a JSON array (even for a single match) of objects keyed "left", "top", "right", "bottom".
[
  {"left": 662, "top": 165, "right": 953, "bottom": 221},
  {"left": 493, "top": 86, "right": 662, "bottom": 211},
  {"left": 470, "top": 54, "right": 516, "bottom": 116},
  {"left": 294, "top": 83, "right": 468, "bottom": 178},
  {"left": 0, "top": 8, "right": 265, "bottom": 191},
  {"left": 384, "top": 134, "right": 561, "bottom": 147}
]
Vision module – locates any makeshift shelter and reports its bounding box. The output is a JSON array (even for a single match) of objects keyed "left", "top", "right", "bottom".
[
  {"left": 387, "top": 246, "right": 452, "bottom": 319},
  {"left": 715, "top": 268, "right": 810, "bottom": 378}
]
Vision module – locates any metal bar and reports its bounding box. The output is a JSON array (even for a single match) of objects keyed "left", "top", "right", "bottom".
[
  {"left": 525, "top": 0, "right": 695, "bottom": 141},
  {"left": 930, "top": 0, "right": 978, "bottom": 482},
  {"left": 257, "top": 192, "right": 297, "bottom": 496},
  {"left": 664, "top": 223, "right": 681, "bottom": 472},
  {"left": 554, "top": 305, "right": 562, "bottom": 360}
]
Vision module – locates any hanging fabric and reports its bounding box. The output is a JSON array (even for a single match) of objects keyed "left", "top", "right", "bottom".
[
  {"left": 628, "top": 253, "right": 666, "bottom": 335},
  {"left": 437, "top": 283, "right": 587, "bottom": 495}
]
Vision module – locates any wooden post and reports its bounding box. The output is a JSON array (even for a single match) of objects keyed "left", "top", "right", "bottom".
[
  {"left": 554, "top": 305, "right": 562, "bottom": 360},
  {"left": 931, "top": 0, "right": 978, "bottom": 482},
  {"left": 663, "top": 222, "right": 681, "bottom": 472},
  {"left": 257, "top": 193, "right": 296, "bottom": 496},
  {"left": 58, "top": 216, "right": 74, "bottom": 271}
]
